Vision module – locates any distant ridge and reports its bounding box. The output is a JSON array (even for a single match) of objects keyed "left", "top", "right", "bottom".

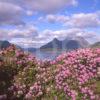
[
  {"left": 91, "top": 42, "right": 100, "bottom": 48},
  {"left": 40, "top": 38, "right": 62, "bottom": 50},
  {"left": 0, "top": 40, "right": 11, "bottom": 50},
  {"left": 65, "top": 40, "right": 81, "bottom": 50},
  {"left": 0, "top": 40, "right": 22, "bottom": 50},
  {"left": 40, "top": 36, "right": 89, "bottom": 51}
]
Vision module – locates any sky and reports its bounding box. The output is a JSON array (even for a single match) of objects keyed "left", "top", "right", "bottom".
[{"left": 0, "top": 0, "right": 100, "bottom": 48}]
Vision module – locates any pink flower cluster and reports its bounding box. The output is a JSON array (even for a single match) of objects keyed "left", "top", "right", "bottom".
[
  {"left": 25, "top": 82, "right": 43, "bottom": 99},
  {"left": 54, "top": 48, "right": 100, "bottom": 99},
  {"left": 0, "top": 46, "right": 100, "bottom": 100}
]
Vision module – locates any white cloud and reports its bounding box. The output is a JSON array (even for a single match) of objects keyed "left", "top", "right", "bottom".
[
  {"left": 42, "top": 12, "right": 100, "bottom": 28},
  {"left": 39, "top": 14, "right": 69, "bottom": 23},
  {"left": 0, "top": 1, "right": 24, "bottom": 25},
  {"left": 0, "top": 0, "right": 77, "bottom": 25},
  {"left": 41, "top": 28, "right": 96, "bottom": 40},
  {"left": 26, "top": 10, "right": 34, "bottom": 16},
  {"left": 0, "top": 25, "right": 38, "bottom": 40},
  {"left": 23, "top": 0, "right": 77, "bottom": 13},
  {"left": 65, "top": 13, "right": 100, "bottom": 28}
]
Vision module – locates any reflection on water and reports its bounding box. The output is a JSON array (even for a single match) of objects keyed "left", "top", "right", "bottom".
[{"left": 32, "top": 50, "right": 65, "bottom": 60}]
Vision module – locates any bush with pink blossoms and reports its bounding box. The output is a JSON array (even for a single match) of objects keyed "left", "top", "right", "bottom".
[
  {"left": 54, "top": 48, "right": 100, "bottom": 100},
  {"left": 0, "top": 45, "right": 38, "bottom": 99},
  {"left": 0, "top": 46, "right": 100, "bottom": 100}
]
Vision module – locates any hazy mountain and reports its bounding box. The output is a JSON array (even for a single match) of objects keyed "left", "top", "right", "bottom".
[
  {"left": 74, "top": 36, "right": 89, "bottom": 47},
  {"left": 91, "top": 42, "right": 100, "bottom": 48},
  {"left": 0, "top": 40, "right": 22, "bottom": 50},
  {"left": 0, "top": 40, "right": 11, "bottom": 50},
  {"left": 40, "top": 36, "right": 89, "bottom": 50},
  {"left": 66, "top": 40, "right": 81, "bottom": 50},
  {"left": 40, "top": 38, "right": 62, "bottom": 50}
]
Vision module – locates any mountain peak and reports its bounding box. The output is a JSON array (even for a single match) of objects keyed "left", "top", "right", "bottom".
[
  {"left": 53, "top": 38, "right": 59, "bottom": 42},
  {"left": 0, "top": 40, "right": 11, "bottom": 49}
]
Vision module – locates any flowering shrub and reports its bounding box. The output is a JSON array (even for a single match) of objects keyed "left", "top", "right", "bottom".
[
  {"left": 0, "top": 46, "right": 100, "bottom": 100},
  {"left": 54, "top": 48, "right": 100, "bottom": 100},
  {"left": 0, "top": 45, "right": 38, "bottom": 99},
  {"left": 0, "top": 45, "right": 18, "bottom": 96}
]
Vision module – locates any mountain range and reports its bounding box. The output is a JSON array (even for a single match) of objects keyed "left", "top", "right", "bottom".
[
  {"left": 0, "top": 37, "right": 100, "bottom": 51},
  {"left": 40, "top": 36, "right": 89, "bottom": 50}
]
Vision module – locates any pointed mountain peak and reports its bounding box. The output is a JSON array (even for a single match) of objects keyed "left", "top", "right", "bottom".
[{"left": 53, "top": 38, "right": 59, "bottom": 42}]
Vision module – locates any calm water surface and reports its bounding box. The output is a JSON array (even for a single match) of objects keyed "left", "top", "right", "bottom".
[{"left": 32, "top": 50, "right": 66, "bottom": 60}]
